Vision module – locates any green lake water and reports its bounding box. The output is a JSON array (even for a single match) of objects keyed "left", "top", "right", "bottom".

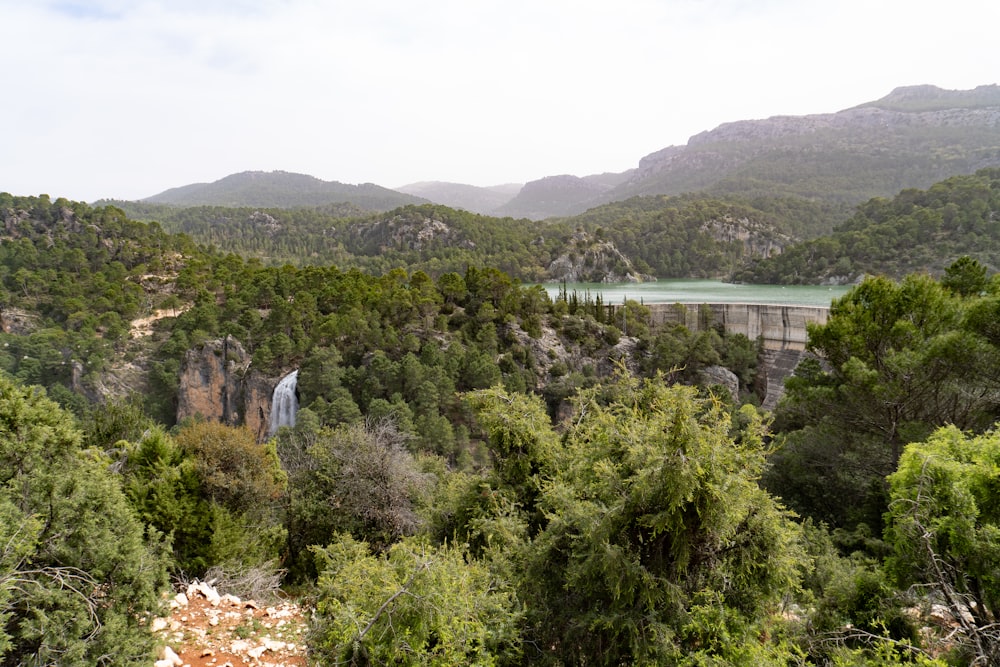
[{"left": 541, "top": 280, "right": 851, "bottom": 307}]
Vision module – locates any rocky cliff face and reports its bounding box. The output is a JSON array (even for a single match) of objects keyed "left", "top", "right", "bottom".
[
  {"left": 175, "top": 336, "right": 280, "bottom": 440},
  {"left": 615, "top": 84, "right": 1000, "bottom": 204},
  {"left": 352, "top": 210, "right": 476, "bottom": 253},
  {"left": 548, "top": 232, "right": 651, "bottom": 283},
  {"left": 176, "top": 336, "right": 248, "bottom": 426},
  {"left": 700, "top": 215, "right": 790, "bottom": 259},
  {"left": 685, "top": 104, "right": 1000, "bottom": 147}
]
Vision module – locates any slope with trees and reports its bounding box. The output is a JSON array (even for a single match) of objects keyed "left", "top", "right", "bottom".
[
  {"left": 5, "top": 188, "right": 1000, "bottom": 664},
  {"left": 114, "top": 193, "right": 842, "bottom": 282},
  {"left": 735, "top": 168, "right": 1000, "bottom": 284},
  {"left": 139, "top": 170, "right": 427, "bottom": 210},
  {"left": 0, "top": 377, "right": 168, "bottom": 665}
]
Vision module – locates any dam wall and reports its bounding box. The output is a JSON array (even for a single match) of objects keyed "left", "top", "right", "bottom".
[
  {"left": 636, "top": 302, "right": 829, "bottom": 409},
  {"left": 644, "top": 302, "right": 829, "bottom": 351}
]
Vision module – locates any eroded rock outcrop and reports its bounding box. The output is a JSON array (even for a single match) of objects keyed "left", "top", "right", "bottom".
[
  {"left": 548, "top": 232, "right": 651, "bottom": 283},
  {"left": 176, "top": 336, "right": 249, "bottom": 426},
  {"left": 700, "top": 215, "right": 790, "bottom": 260},
  {"left": 699, "top": 365, "right": 740, "bottom": 403},
  {"left": 176, "top": 336, "right": 282, "bottom": 439}
]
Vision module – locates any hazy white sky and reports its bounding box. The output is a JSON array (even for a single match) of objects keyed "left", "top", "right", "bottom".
[{"left": 2, "top": 0, "right": 997, "bottom": 202}]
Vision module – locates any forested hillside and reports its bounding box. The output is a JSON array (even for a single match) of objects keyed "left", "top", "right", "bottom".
[
  {"left": 113, "top": 194, "right": 839, "bottom": 282},
  {"left": 735, "top": 168, "right": 1000, "bottom": 284},
  {"left": 138, "top": 170, "right": 427, "bottom": 210},
  {"left": 3, "top": 191, "right": 1000, "bottom": 664}
]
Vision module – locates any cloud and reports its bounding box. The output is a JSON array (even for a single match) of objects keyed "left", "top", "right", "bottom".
[{"left": 1, "top": 0, "right": 998, "bottom": 200}]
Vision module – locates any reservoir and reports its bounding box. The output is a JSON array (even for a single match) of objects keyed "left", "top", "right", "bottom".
[{"left": 541, "top": 280, "right": 851, "bottom": 307}]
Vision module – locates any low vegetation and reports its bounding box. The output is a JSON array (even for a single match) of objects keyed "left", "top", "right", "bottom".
[{"left": 1, "top": 181, "right": 1000, "bottom": 664}]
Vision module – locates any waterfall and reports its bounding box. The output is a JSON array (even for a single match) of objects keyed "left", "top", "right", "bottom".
[{"left": 269, "top": 370, "right": 299, "bottom": 436}]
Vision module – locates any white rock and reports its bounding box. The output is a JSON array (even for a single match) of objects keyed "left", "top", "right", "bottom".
[
  {"left": 159, "top": 645, "right": 183, "bottom": 666},
  {"left": 150, "top": 617, "right": 169, "bottom": 633},
  {"left": 230, "top": 639, "right": 251, "bottom": 653},
  {"left": 187, "top": 580, "right": 222, "bottom": 605},
  {"left": 198, "top": 581, "right": 223, "bottom": 606},
  {"left": 264, "top": 639, "right": 286, "bottom": 651},
  {"left": 247, "top": 645, "right": 268, "bottom": 659}
]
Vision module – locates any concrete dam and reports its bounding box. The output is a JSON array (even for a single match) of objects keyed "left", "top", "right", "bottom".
[
  {"left": 644, "top": 302, "right": 830, "bottom": 410},
  {"left": 644, "top": 302, "right": 829, "bottom": 351}
]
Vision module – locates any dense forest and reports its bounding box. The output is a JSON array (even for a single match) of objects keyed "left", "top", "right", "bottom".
[
  {"left": 109, "top": 192, "right": 844, "bottom": 282},
  {"left": 107, "top": 169, "right": 1000, "bottom": 288},
  {"left": 138, "top": 170, "right": 427, "bottom": 210},
  {"left": 2, "top": 186, "right": 1000, "bottom": 665},
  {"left": 735, "top": 168, "right": 1000, "bottom": 284}
]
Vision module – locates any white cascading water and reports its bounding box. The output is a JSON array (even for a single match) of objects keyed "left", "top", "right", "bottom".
[{"left": 269, "top": 370, "right": 299, "bottom": 436}]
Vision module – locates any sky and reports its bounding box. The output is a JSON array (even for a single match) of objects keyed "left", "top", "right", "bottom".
[{"left": 2, "top": 0, "right": 998, "bottom": 202}]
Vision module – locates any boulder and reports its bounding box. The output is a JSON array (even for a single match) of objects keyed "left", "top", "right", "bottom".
[{"left": 699, "top": 365, "right": 740, "bottom": 403}]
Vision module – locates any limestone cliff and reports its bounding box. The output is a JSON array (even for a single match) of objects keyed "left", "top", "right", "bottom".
[
  {"left": 176, "top": 336, "right": 249, "bottom": 425},
  {"left": 700, "top": 215, "right": 790, "bottom": 260},
  {"left": 614, "top": 85, "right": 1000, "bottom": 206},
  {"left": 175, "top": 336, "right": 281, "bottom": 439},
  {"left": 548, "top": 232, "right": 651, "bottom": 283},
  {"left": 242, "top": 368, "right": 278, "bottom": 442}
]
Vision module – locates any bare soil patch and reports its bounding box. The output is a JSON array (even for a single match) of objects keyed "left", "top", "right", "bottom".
[{"left": 153, "top": 582, "right": 308, "bottom": 667}]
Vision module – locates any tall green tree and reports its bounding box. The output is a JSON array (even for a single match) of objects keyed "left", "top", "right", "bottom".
[
  {"left": 468, "top": 376, "right": 803, "bottom": 666},
  {"left": 766, "top": 274, "right": 1000, "bottom": 531},
  {"left": 0, "top": 377, "right": 168, "bottom": 665},
  {"left": 886, "top": 425, "right": 1000, "bottom": 664}
]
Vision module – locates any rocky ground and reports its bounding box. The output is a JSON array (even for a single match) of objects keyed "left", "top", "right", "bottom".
[{"left": 153, "top": 581, "right": 308, "bottom": 667}]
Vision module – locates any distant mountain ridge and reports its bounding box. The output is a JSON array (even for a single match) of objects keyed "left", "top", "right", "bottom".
[
  {"left": 394, "top": 181, "right": 522, "bottom": 215},
  {"left": 135, "top": 85, "right": 1000, "bottom": 220},
  {"left": 853, "top": 83, "right": 1000, "bottom": 111},
  {"left": 493, "top": 172, "right": 635, "bottom": 219},
  {"left": 610, "top": 84, "right": 1000, "bottom": 206},
  {"left": 143, "top": 170, "right": 427, "bottom": 210},
  {"left": 411, "top": 84, "right": 1000, "bottom": 220}
]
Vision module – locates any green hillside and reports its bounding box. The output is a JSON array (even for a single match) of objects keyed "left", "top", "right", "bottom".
[
  {"left": 113, "top": 194, "right": 838, "bottom": 282},
  {"left": 5, "top": 185, "right": 1000, "bottom": 664},
  {"left": 138, "top": 170, "right": 426, "bottom": 210},
  {"left": 734, "top": 168, "right": 1000, "bottom": 284}
]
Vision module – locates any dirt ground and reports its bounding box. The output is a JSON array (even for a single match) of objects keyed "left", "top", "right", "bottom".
[{"left": 153, "top": 581, "right": 308, "bottom": 667}]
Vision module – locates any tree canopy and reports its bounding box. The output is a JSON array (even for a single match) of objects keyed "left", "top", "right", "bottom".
[{"left": 0, "top": 376, "right": 168, "bottom": 665}]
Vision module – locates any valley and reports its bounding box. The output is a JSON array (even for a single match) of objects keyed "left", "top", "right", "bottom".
[{"left": 2, "top": 85, "right": 1000, "bottom": 666}]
